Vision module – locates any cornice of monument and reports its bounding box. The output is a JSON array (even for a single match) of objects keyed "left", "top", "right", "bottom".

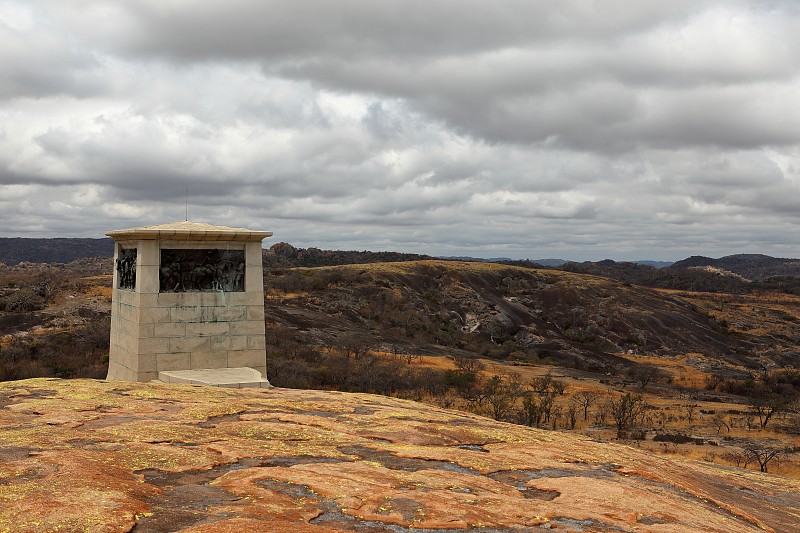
[{"left": 106, "top": 220, "right": 273, "bottom": 242}]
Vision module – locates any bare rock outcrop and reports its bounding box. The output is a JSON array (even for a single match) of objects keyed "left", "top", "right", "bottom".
[{"left": 1, "top": 378, "right": 798, "bottom": 532}]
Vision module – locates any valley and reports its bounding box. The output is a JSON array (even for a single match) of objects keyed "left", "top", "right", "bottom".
[{"left": 1, "top": 253, "right": 799, "bottom": 481}]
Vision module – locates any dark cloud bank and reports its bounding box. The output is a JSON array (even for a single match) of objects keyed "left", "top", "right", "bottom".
[{"left": 1, "top": 0, "right": 799, "bottom": 260}]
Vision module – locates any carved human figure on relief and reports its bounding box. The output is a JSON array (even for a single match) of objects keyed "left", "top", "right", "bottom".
[{"left": 116, "top": 249, "right": 137, "bottom": 290}]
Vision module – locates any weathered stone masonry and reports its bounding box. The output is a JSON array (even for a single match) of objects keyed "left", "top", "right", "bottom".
[{"left": 106, "top": 221, "right": 272, "bottom": 382}]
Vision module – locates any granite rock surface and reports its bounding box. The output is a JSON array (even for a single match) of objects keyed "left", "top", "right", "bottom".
[{"left": 1, "top": 378, "right": 798, "bottom": 532}]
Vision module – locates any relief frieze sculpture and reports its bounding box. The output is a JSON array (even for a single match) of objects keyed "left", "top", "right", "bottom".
[
  {"left": 159, "top": 249, "right": 245, "bottom": 292},
  {"left": 116, "top": 248, "right": 137, "bottom": 290}
]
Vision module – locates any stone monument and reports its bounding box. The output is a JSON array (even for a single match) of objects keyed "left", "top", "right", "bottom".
[{"left": 105, "top": 221, "right": 272, "bottom": 385}]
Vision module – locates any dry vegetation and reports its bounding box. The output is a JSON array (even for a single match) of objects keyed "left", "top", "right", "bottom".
[
  {"left": 0, "top": 261, "right": 111, "bottom": 381},
  {"left": 657, "top": 288, "right": 800, "bottom": 364},
  {"left": 262, "top": 261, "right": 800, "bottom": 478},
  {"left": 2, "top": 258, "right": 799, "bottom": 480},
  {"left": 266, "top": 339, "right": 800, "bottom": 477}
]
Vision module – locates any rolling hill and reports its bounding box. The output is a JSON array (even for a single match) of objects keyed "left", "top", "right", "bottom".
[
  {"left": 671, "top": 254, "right": 800, "bottom": 280},
  {"left": 264, "top": 261, "right": 757, "bottom": 373},
  {"left": 0, "top": 238, "right": 113, "bottom": 265}
]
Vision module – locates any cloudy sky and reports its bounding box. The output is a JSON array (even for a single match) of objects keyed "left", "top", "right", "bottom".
[{"left": 1, "top": 1, "right": 799, "bottom": 260}]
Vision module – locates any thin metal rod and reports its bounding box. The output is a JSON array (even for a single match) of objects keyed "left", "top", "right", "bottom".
[{"left": 185, "top": 187, "right": 188, "bottom": 221}]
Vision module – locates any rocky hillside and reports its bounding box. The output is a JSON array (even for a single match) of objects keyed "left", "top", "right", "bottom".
[
  {"left": 557, "top": 260, "right": 747, "bottom": 291},
  {"left": 265, "top": 261, "right": 754, "bottom": 371},
  {"left": 671, "top": 254, "right": 800, "bottom": 280},
  {"left": 1, "top": 378, "right": 798, "bottom": 532},
  {"left": 550, "top": 259, "right": 800, "bottom": 295}
]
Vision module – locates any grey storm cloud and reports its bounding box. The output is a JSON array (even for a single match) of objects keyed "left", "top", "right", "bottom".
[{"left": 1, "top": 0, "right": 799, "bottom": 260}]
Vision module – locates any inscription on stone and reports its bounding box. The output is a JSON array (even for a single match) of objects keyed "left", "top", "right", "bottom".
[
  {"left": 116, "top": 248, "right": 137, "bottom": 290},
  {"left": 159, "top": 249, "right": 245, "bottom": 292}
]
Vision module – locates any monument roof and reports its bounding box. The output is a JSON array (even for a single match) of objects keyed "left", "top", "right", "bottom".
[{"left": 106, "top": 221, "right": 273, "bottom": 242}]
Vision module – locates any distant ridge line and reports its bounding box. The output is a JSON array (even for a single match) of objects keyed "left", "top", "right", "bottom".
[
  {"left": 0, "top": 238, "right": 114, "bottom": 265},
  {"left": 0, "top": 238, "right": 435, "bottom": 267},
  {"left": 1, "top": 238, "right": 797, "bottom": 278}
]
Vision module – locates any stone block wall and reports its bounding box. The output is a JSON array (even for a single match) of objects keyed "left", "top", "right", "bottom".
[{"left": 107, "top": 239, "right": 267, "bottom": 382}]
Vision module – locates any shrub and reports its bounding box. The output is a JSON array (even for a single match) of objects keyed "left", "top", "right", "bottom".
[
  {"left": 0, "top": 289, "right": 45, "bottom": 312},
  {"left": 629, "top": 429, "right": 647, "bottom": 440},
  {"left": 653, "top": 433, "right": 703, "bottom": 445},
  {"left": 0, "top": 316, "right": 109, "bottom": 381}
]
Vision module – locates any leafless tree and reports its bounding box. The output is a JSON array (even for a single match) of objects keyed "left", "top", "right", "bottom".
[
  {"left": 684, "top": 403, "right": 699, "bottom": 423},
  {"left": 551, "top": 404, "right": 563, "bottom": 430},
  {"left": 610, "top": 393, "right": 651, "bottom": 438},
  {"left": 573, "top": 390, "right": 601, "bottom": 421},
  {"left": 452, "top": 354, "right": 485, "bottom": 375},
  {"left": 743, "top": 412, "right": 756, "bottom": 431},
  {"left": 721, "top": 449, "right": 751, "bottom": 469},
  {"left": 503, "top": 371, "right": 525, "bottom": 405},
  {"left": 531, "top": 373, "right": 566, "bottom": 396},
  {"left": 484, "top": 375, "right": 515, "bottom": 421},
  {"left": 566, "top": 401, "right": 578, "bottom": 430},
  {"left": 533, "top": 374, "right": 564, "bottom": 426},
  {"left": 743, "top": 443, "right": 786, "bottom": 473},
  {"left": 594, "top": 399, "right": 611, "bottom": 426},
  {"left": 517, "top": 374, "right": 565, "bottom": 428},
  {"left": 340, "top": 333, "right": 373, "bottom": 360},
  {"left": 520, "top": 393, "right": 541, "bottom": 427},
  {"left": 749, "top": 386, "right": 794, "bottom": 430},
  {"left": 627, "top": 364, "right": 671, "bottom": 391},
  {"left": 403, "top": 352, "right": 421, "bottom": 365},
  {"left": 711, "top": 414, "right": 730, "bottom": 435},
  {"left": 437, "top": 392, "right": 457, "bottom": 409}
]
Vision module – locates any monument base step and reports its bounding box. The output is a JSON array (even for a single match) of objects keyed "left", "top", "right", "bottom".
[{"left": 157, "top": 367, "right": 270, "bottom": 389}]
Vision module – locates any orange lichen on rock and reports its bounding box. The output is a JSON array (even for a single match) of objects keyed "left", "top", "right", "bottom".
[
  {"left": 1, "top": 378, "right": 799, "bottom": 532},
  {"left": 0, "top": 449, "right": 155, "bottom": 532},
  {"left": 241, "top": 462, "right": 550, "bottom": 529}
]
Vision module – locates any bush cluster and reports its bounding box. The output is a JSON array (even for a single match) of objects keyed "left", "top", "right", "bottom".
[
  {"left": 0, "top": 289, "right": 46, "bottom": 312},
  {"left": 0, "top": 316, "right": 109, "bottom": 381},
  {"left": 653, "top": 433, "right": 704, "bottom": 445}
]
